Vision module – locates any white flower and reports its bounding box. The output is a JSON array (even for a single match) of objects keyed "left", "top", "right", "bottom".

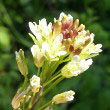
[
  {"left": 59, "top": 12, "right": 66, "bottom": 21},
  {"left": 87, "top": 44, "right": 102, "bottom": 54},
  {"left": 52, "top": 90, "right": 75, "bottom": 104},
  {"left": 73, "top": 30, "right": 102, "bottom": 58},
  {"left": 30, "top": 75, "right": 41, "bottom": 93},
  {"left": 56, "top": 51, "right": 67, "bottom": 56},
  {"left": 89, "top": 33, "right": 95, "bottom": 44},
  {"left": 73, "top": 30, "right": 88, "bottom": 49},
  {"left": 61, "top": 56, "right": 93, "bottom": 78},
  {"left": 39, "top": 18, "right": 52, "bottom": 37},
  {"left": 29, "top": 22, "right": 41, "bottom": 38},
  {"left": 80, "top": 43, "right": 102, "bottom": 59},
  {"left": 79, "top": 58, "right": 93, "bottom": 71},
  {"left": 29, "top": 19, "right": 66, "bottom": 61},
  {"left": 59, "top": 12, "right": 73, "bottom": 21},
  {"left": 41, "top": 34, "right": 67, "bottom": 61},
  {"left": 31, "top": 45, "right": 44, "bottom": 68}
]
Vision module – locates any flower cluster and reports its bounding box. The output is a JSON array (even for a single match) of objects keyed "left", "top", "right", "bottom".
[
  {"left": 29, "top": 12, "right": 102, "bottom": 77},
  {"left": 12, "top": 12, "right": 102, "bottom": 110}
]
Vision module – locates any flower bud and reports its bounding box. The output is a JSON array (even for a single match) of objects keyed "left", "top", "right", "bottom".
[
  {"left": 31, "top": 45, "right": 44, "bottom": 68},
  {"left": 78, "top": 24, "right": 85, "bottom": 31},
  {"left": 15, "top": 49, "right": 28, "bottom": 77},
  {"left": 53, "top": 21, "right": 62, "bottom": 37},
  {"left": 73, "top": 19, "right": 79, "bottom": 29},
  {"left": 30, "top": 75, "right": 41, "bottom": 93},
  {"left": 52, "top": 90, "right": 75, "bottom": 104}
]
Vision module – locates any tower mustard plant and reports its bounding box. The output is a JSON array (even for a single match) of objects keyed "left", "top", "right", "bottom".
[{"left": 11, "top": 12, "right": 102, "bottom": 110}]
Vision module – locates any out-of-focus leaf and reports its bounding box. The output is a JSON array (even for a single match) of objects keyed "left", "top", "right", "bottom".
[
  {"left": 88, "top": 23, "right": 109, "bottom": 48},
  {"left": 0, "top": 26, "right": 12, "bottom": 51}
]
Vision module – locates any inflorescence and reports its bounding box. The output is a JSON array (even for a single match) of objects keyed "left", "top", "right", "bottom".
[{"left": 11, "top": 12, "right": 102, "bottom": 110}]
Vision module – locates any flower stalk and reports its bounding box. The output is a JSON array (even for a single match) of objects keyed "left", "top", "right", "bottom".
[
  {"left": 41, "top": 76, "right": 65, "bottom": 97},
  {"left": 38, "top": 100, "right": 52, "bottom": 110},
  {"left": 43, "top": 73, "right": 62, "bottom": 87}
]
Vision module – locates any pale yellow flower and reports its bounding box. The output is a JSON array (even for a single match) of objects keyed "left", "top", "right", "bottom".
[
  {"left": 52, "top": 90, "right": 75, "bottom": 104},
  {"left": 31, "top": 45, "right": 44, "bottom": 68},
  {"left": 29, "top": 12, "right": 102, "bottom": 62},
  {"left": 41, "top": 34, "right": 67, "bottom": 61},
  {"left": 80, "top": 43, "right": 102, "bottom": 58},
  {"left": 29, "top": 19, "right": 52, "bottom": 47},
  {"left": 30, "top": 75, "right": 41, "bottom": 93},
  {"left": 29, "top": 19, "right": 67, "bottom": 61},
  {"left": 61, "top": 55, "right": 93, "bottom": 78}
]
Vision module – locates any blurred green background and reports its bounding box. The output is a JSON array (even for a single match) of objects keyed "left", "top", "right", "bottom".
[{"left": 0, "top": 0, "right": 110, "bottom": 110}]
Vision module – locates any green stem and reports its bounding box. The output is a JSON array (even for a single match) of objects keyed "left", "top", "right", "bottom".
[
  {"left": 59, "top": 57, "right": 70, "bottom": 64},
  {"left": 37, "top": 68, "right": 40, "bottom": 76},
  {"left": 38, "top": 100, "right": 52, "bottom": 110},
  {"left": 22, "top": 77, "right": 28, "bottom": 90},
  {"left": 40, "top": 60, "right": 48, "bottom": 82},
  {"left": 29, "top": 90, "right": 42, "bottom": 110},
  {"left": 46, "top": 62, "right": 59, "bottom": 79},
  {"left": 50, "top": 70, "right": 61, "bottom": 80},
  {"left": 23, "top": 96, "right": 26, "bottom": 110},
  {"left": 29, "top": 93, "right": 35, "bottom": 109},
  {"left": 43, "top": 73, "right": 61, "bottom": 87},
  {"left": 41, "top": 76, "right": 64, "bottom": 97}
]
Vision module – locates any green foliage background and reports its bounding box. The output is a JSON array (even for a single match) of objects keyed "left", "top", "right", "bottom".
[{"left": 0, "top": 0, "right": 110, "bottom": 110}]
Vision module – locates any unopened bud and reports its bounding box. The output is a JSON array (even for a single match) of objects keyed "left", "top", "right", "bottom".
[
  {"left": 73, "top": 19, "right": 79, "bottom": 29},
  {"left": 78, "top": 24, "right": 85, "bottom": 31},
  {"left": 86, "top": 30, "right": 90, "bottom": 35},
  {"left": 53, "top": 21, "right": 62, "bottom": 37},
  {"left": 15, "top": 49, "right": 28, "bottom": 77}
]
